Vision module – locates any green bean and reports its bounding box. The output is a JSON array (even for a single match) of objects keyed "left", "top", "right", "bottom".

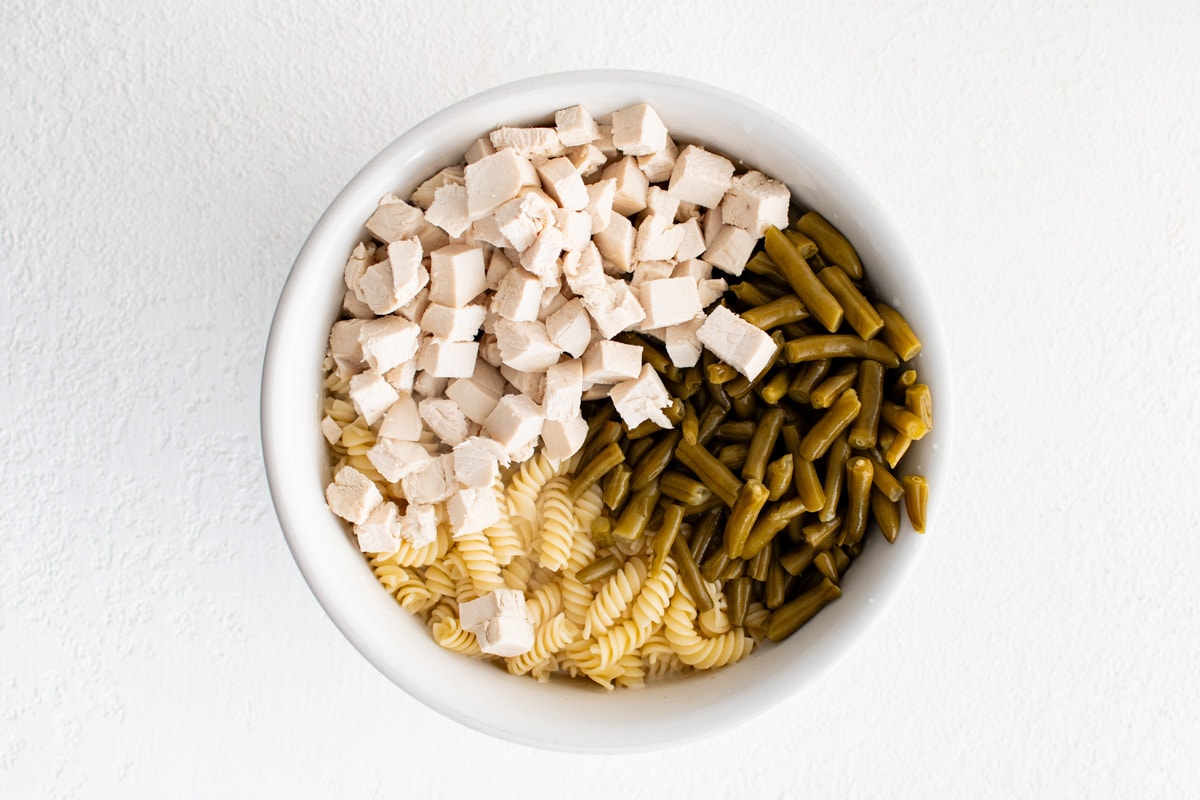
[
  {"left": 765, "top": 549, "right": 788, "bottom": 610},
  {"left": 591, "top": 517, "right": 615, "bottom": 548},
  {"left": 631, "top": 430, "right": 681, "bottom": 491},
  {"left": 787, "top": 359, "right": 831, "bottom": 404},
  {"left": 847, "top": 359, "right": 885, "bottom": 449},
  {"left": 741, "top": 294, "right": 810, "bottom": 330},
  {"left": 902, "top": 475, "right": 928, "bottom": 533},
  {"left": 577, "top": 554, "right": 619, "bottom": 584},
  {"left": 819, "top": 433, "right": 851, "bottom": 522},
  {"left": 670, "top": 536, "right": 714, "bottom": 613},
  {"left": 676, "top": 439, "right": 744, "bottom": 506},
  {"left": 765, "top": 454, "right": 794, "bottom": 501},
  {"left": 782, "top": 320, "right": 821, "bottom": 340},
  {"left": 816, "top": 266, "right": 884, "bottom": 339},
  {"left": 881, "top": 401, "right": 928, "bottom": 440},
  {"left": 689, "top": 508, "right": 722, "bottom": 562},
  {"left": 730, "top": 391, "right": 757, "bottom": 420},
  {"left": 719, "top": 558, "right": 746, "bottom": 581},
  {"left": 906, "top": 383, "right": 933, "bottom": 432},
  {"left": 679, "top": 366, "right": 704, "bottom": 399},
  {"left": 726, "top": 577, "right": 753, "bottom": 627},
  {"left": 695, "top": 403, "right": 728, "bottom": 448},
  {"left": 625, "top": 435, "right": 655, "bottom": 469},
  {"left": 700, "top": 546, "right": 731, "bottom": 584},
  {"left": 767, "top": 576, "right": 841, "bottom": 641},
  {"left": 625, "top": 417, "right": 664, "bottom": 440},
  {"left": 584, "top": 403, "right": 616, "bottom": 443},
  {"left": 798, "top": 390, "right": 861, "bottom": 461},
  {"left": 803, "top": 516, "right": 842, "bottom": 550},
  {"left": 725, "top": 374, "right": 754, "bottom": 399},
  {"left": 681, "top": 495, "right": 725, "bottom": 517},
  {"left": 813, "top": 551, "right": 839, "bottom": 583},
  {"left": 871, "top": 487, "right": 901, "bottom": 543},
  {"left": 792, "top": 455, "right": 826, "bottom": 512},
  {"left": 763, "top": 226, "right": 844, "bottom": 333},
  {"left": 884, "top": 433, "right": 911, "bottom": 469},
  {"left": 705, "top": 363, "right": 739, "bottom": 385},
  {"left": 723, "top": 479, "right": 771, "bottom": 558},
  {"left": 875, "top": 303, "right": 922, "bottom": 361},
  {"left": 650, "top": 503, "right": 684, "bottom": 578},
  {"left": 783, "top": 228, "right": 819, "bottom": 258},
  {"left": 717, "top": 443, "right": 748, "bottom": 471},
  {"left": 743, "top": 408, "right": 785, "bottom": 482},
  {"left": 780, "top": 543, "right": 817, "bottom": 576},
  {"left": 740, "top": 497, "right": 808, "bottom": 559},
  {"left": 659, "top": 471, "right": 714, "bottom": 506},
  {"left": 785, "top": 516, "right": 806, "bottom": 544},
  {"left": 793, "top": 212, "right": 863, "bottom": 279},
  {"left": 757, "top": 371, "right": 791, "bottom": 405},
  {"left": 811, "top": 363, "right": 860, "bottom": 409},
  {"left": 611, "top": 484, "right": 660, "bottom": 542},
  {"left": 715, "top": 421, "right": 756, "bottom": 441},
  {"left": 681, "top": 400, "right": 699, "bottom": 445},
  {"left": 730, "top": 280, "right": 779, "bottom": 307},
  {"left": 747, "top": 537, "right": 772, "bottom": 582},
  {"left": 840, "top": 457, "right": 874, "bottom": 547},
  {"left": 602, "top": 463, "right": 632, "bottom": 511},
  {"left": 617, "top": 332, "right": 683, "bottom": 383},
  {"left": 745, "top": 250, "right": 779, "bottom": 277},
  {"left": 859, "top": 446, "right": 906, "bottom": 502},
  {"left": 705, "top": 375, "right": 731, "bottom": 410},
  {"left": 580, "top": 420, "right": 622, "bottom": 465},
  {"left": 784, "top": 335, "right": 900, "bottom": 368},
  {"left": 570, "top": 442, "right": 626, "bottom": 500}
]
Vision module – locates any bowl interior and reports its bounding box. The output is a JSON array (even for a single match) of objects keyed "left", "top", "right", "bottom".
[{"left": 261, "top": 70, "right": 952, "bottom": 752}]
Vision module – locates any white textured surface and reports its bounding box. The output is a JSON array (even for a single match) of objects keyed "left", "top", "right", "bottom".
[{"left": 2, "top": 0, "right": 1198, "bottom": 796}]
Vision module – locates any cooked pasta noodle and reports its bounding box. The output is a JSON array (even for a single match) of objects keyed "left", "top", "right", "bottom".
[
  {"left": 582, "top": 557, "right": 647, "bottom": 640},
  {"left": 535, "top": 477, "right": 574, "bottom": 572}
]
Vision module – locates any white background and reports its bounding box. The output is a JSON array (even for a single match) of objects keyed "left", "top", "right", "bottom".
[{"left": 3, "top": 1, "right": 1198, "bottom": 797}]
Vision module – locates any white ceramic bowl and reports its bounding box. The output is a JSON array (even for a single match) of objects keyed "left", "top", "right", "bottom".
[{"left": 261, "top": 69, "right": 952, "bottom": 752}]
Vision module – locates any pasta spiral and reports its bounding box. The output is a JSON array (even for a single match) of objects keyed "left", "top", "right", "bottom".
[
  {"left": 505, "top": 451, "right": 561, "bottom": 547},
  {"left": 582, "top": 557, "right": 647, "bottom": 639},
  {"left": 536, "top": 477, "right": 574, "bottom": 572},
  {"left": 483, "top": 479, "right": 523, "bottom": 566},
  {"left": 663, "top": 588, "right": 755, "bottom": 670},
  {"left": 507, "top": 612, "right": 578, "bottom": 676},
  {"left": 454, "top": 531, "right": 504, "bottom": 596}
]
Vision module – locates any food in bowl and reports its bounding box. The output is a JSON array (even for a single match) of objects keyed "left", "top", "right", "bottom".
[{"left": 318, "top": 102, "right": 932, "bottom": 689}]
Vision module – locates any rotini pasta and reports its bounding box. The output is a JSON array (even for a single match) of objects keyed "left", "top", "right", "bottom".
[
  {"left": 582, "top": 557, "right": 647, "bottom": 640},
  {"left": 535, "top": 476, "right": 574, "bottom": 572},
  {"left": 663, "top": 588, "right": 755, "bottom": 670},
  {"left": 506, "top": 612, "right": 578, "bottom": 676},
  {"left": 483, "top": 479, "right": 523, "bottom": 566}
]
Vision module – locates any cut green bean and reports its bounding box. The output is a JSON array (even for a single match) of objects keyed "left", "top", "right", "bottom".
[
  {"left": 584, "top": 403, "right": 616, "bottom": 443},
  {"left": 785, "top": 335, "right": 900, "bottom": 368},
  {"left": 740, "top": 497, "right": 808, "bottom": 559},
  {"left": 799, "top": 390, "right": 861, "bottom": 461},
  {"left": 689, "top": 508, "right": 722, "bottom": 563},
  {"left": 819, "top": 433, "right": 851, "bottom": 522},
  {"left": 745, "top": 250, "right": 779, "bottom": 277},
  {"left": 747, "top": 537, "right": 772, "bottom": 582},
  {"left": 611, "top": 483, "right": 660, "bottom": 542},
  {"left": 602, "top": 463, "right": 632, "bottom": 511},
  {"left": 730, "top": 391, "right": 757, "bottom": 421},
  {"left": 860, "top": 446, "right": 906, "bottom": 502},
  {"left": 792, "top": 455, "right": 826, "bottom": 512},
  {"left": 727, "top": 577, "right": 752, "bottom": 626},
  {"left": 757, "top": 371, "right": 790, "bottom": 405},
  {"left": 803, "top": 516, "right": 842, "bottom": 550},
  {"left": 719, "top": 558, "right": 746, "bottom": 581},
  {"left": 696, "top": 402, "right": 728, "bottom": 446},
  {"left": 670, "top": 536, "right": 714, "bottom": 613},
  {"left": 706, "top": 363, "right": 739, "bottom": 385},
  {"left": 631, "top": 430, "right": 681, "bottom": 491},
  {"left": 906, "top": 383, "right": 933, "bottom": 432},
  {"left": 793, "top": 212, "right": 863, "bottom": 279},
  {"left": 625, "top": 435, "right": 655, "bottom": 469},
  {"left": 580, "top": 420, "right": 622, "bottom": 465},
  {"left": 765, "top": 548, "right": 788, "bottom": 610},
  {"left": 681, "top": 495, "right": 725, "bottom": 517},
  {"left": 816, "top": 266, "right": 884, "bottom": 339},
  {"left": 884, "top": 433, "right": 912, "bottom": 469},
  {"left": 811, "top": 363, "right": 860, "bottom": 409},
  {"left": 870, "top": 487, "right": 901, "bottom": 543},
  {"left": 813, "top": 551, "right": 838, "bottom": 583},
  {"left": 717, "top": 443, "right": 748, "bottom": 471},
  {"left": 881, "top": 401, "right": 928, "bottom": 440},
  {"left": 679, "top": 366, "right": 703, "bottom": 399},
  {"left": 676, "top": 440, "right": 744, "bottom": 506},
  {"left": 763, "top": 226, "right": 844, "bottom": 333},
  {"left": 617, "top": 332, "right": 683, "bottom": 383},
  {"left": 787, "top": 359, "right": 832, "bottom": 404},
  {"left": 875, "top": 303, "right": 922, "bottom": 361},
  {"left": 725, "top": 375, "right": 754, "bottom": 399},
  {"left": 840, "top": 457, "right": 874, "bottom": 547},
  {"left": 660, "top": 471, "right": 714, "bottom": 506},
  {"left": 765, "top": 454, "right": 794, "bottom": 501},
  {"left": 650, "top": 503, "right": 684, "bottom": 578},
  {"left": 715, "top": 421, "right": 756, "bottom": 441},
  {"left": 577, "top": 554, "right": 619, "bottom": 584},
  {"left": 591, "top": 517, "right": 615, "bottom": 548},
  {"left": 570, "top": 442, "right": 626, "bottom": 500},
  {"left": 741, "top": 294, "right": 810, "bottom": 330},
  {"left": 783, "top": 228, "right": 819, "bottom": 258},
  {"left": 700, "top": 546, "right": 731, "bottom": 584},
  {"left": 681, "top": 400, "right": 699, "bottom": 445},
  {"left": 730, "top": 281, "right": 778, "bottom": 307},
  {"left": 743, "top": 408, "right": 785, "bottom": 482},
  {"left": 780, "top": 543, "right": 817, "bottom": 576},
  {"left": 767, "top": 576, "right": 842, "bottom": 641},
  {"left": 847, "top": 359, "right": 885, "bottom": 449},
  {"left": 705, "top": 375, "right": 731, "bottom": 411},
  {"left": 902, "top": 475, "right": 929, "bottom": 533},
  {"left": 723, "top": 479, "right": 771, "bottom": 558}
]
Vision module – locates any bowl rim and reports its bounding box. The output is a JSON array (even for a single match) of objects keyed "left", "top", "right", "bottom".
[{"left": 261, "top": 68, "right": 954, "bottom": 752}]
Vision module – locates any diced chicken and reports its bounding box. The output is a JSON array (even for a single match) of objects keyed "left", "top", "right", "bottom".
[
  {"left": 545, "top": 298, "right": 592, "bottom": 358},
  {"left": 460, "top": 588, "right": 528, "bottom": 631},
  {"left": 703, "top": 225, "right": 756, "bottom": 277},
  {"left": 465, "top": 148, "right": 537, "bottom": 220},
  {"left": 541, "top": 415, "right": 588, "bottom": 462},
  {"left": 418, "top": 397, "right": 470, "bottom": 446},
  {"left": 483, "top": 394, "right": 545, "bottom": 459},
  {"left": 581, "top": 276, "right": 646, "bottom": 338},
  {"left": 668, "top": 145, "right": 735, "bottom": 208},
  {"left": 349, "top": 370, "right": 400, "bottom": 426},
  {"left": 494, "top": 318, "right": 561, "bottom": 372},
  {"left": 329, "top": 318, "right": 368, "bottom": 377},
  {"left": 563, "top": 241, "right": 607, "bottom": 297},
  {"left": 469, "top": 214, "right": 511, "bottom": 249},
  {"left": 460, "top": 589, "right": 533, "bottom": 655},
  {"left": 358, "top": 315, "right": 420, "bottom": 373},
  {"left": 601, "top": 156, "right": 649, "bottom": 216},
  {"left": 397, "top": 286, "right": 431, "bottom": 324},
  {"left": 399, "top": 502, "right": 438, "bottom": 546},
  {"left": 401, "top": 454, "right": 455, "bottom": 505},
  {"left": 633, "top": 215, "right": 685, "bottom": 261},
  {"left": 584, "top": 178, "right": 617, "bottom": 234},
  {"left": 484, "top": 249, "right": 514, "bottom": 291},
  {"left": 675, "top": 201, "right": 702, "bottom": 222},
  {"left": 357, "top": 239, "right": 428, "bottom": 315},
  {"left": 500, "top": 364, "right": 546, "bottom": 405},
  {"left": 320, "top": 414, "right": 343, "bottom": 445},
  {"left": 452, "top": 436, "right": 509, "bottom": 489},
  {"left": 580, "top": 382, "right": 613, "bottom": 401},
  {"left": 643, "top": 186, "right": 680, "bottom": 220},
  {"left": 419, "top": 303, "right": 487, "bottom": 341},
  {"left": 637, "top": 136, "right": 678, "bottom": 183},
  {"left": 663, "top": 315, "right": 705, "bottom": 368},
  {"left": 673, "top": 218, "right": 706, "bottom": 261},
  {"left": 609, "top": 363, "right": 673, "bottom": 429},
  {"left": 489, "top": 126, "right": 565, "bottom": 159},
  {"left": 367, "top": 437, "right": 434, "bottom": 482},
  {"left": 673, "top": 257, "right": 713, "bottom": 281},
  {"left": 416, "top": 338, "right": 479, "bottom": 379},
  {"left": 536, "top": 157, "right": 588, "bottom": 211},
  {"left": 415, "top": 220, "right": 451, "bottom": 254},
  {"left": 554, "top": 208, "right": 593, "bottom": 252},
  {"left": 593, "top": 123, "right": 618, "bottom": 159},
  {"left": 366, "top": 195, "right": 425, "bottom": 243},
  {"left": 325, "top": 465, "right": 383, "bottom": 525},
  {"left": 720, "top": 170, "right": 791, "bottom": 236},
  {"left": 537, "top": 284, "right": 569, "bottom": 321},
  {"left": 465, "top": 137, "right": 496, "bottom": 164},
  {"left": 611, "top": 103, "right": 669, "bottom": 157},
  {"left": 445, "top": 375, "right": 502, "bottom": 425},
  {"left": 342, "top": 288, "right": 374, "bottom": 320},
  {"left": 384, "top": 360, "right": 416, "bottom": 393},
  {"left": 378, "top": 393, "right": 423, "bottom": 441},
  {"left": 479, "top": 334, "right": 503, "bottom": 368},
  {"left": 425, "top": 183, "right": 471, "bottom": 237},
  {"left": 447, "top": 486, "right": 502, "bottom": 537},
  {"left": 582, "top": 339, "right": 642, "bottom": 384},
  {"left": 411, "top": 166, "right": 465, "bottom": 210},
  {"left": 477, "top": 616, "right": 536, "bottom": 657},
  {"left": 413, "top": 370, "right": 449, "bottom": 398},
  {"left": 491, "top": 267, "right": 543, "bottom": 322},
  {"left": 494, "top": 190, "right": 555, "bottom": 252},
  {"left": 696, "top": 305, "right": 777, "bottom": 381},
  {"left": 542, "top": 358, "right": 584, "bottom": 421},
  {"left": 428, "top": 244, "right": 487, "bottom": 307},
  {"left": 555, "top": 105, "right": 600, "bottom": 147},
  {"left": 638, "top": 277, "right": 704, "bottom": 329},
  {"left": 519, "top": 224, "right": 564, "bottom": 284},
  {"left": 566, "top": 144, "right": 607, "bottom": 177},
  {"left": 354, "top": 501, "right": 403, "bottom": 554},
  {"left": 697, "top": 278, "right": 729, "bottom": 308},
  {"left": 628, "top": 260, "right": 674, "bottom": 287},
  {"left": 592, "top": 212, "right": 635, "bottom": 273}
]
